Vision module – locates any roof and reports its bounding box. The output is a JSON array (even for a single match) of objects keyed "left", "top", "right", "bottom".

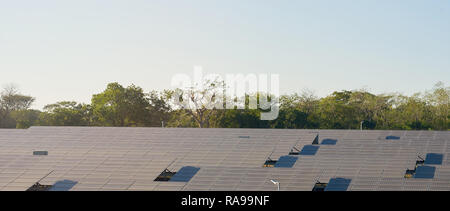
[{"left": 0, "top": 127, "right": 448, "bottom": 191}]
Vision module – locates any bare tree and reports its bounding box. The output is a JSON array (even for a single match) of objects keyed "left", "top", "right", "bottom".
[
  {"left": 0, "top": 85, "right": 35, "bottom": 127},
  {"left": 1, "top": 84, "right": 35, "bottom": 111},
  {"left": 174, "top": 79, "right": 225, "bottom": 128}
]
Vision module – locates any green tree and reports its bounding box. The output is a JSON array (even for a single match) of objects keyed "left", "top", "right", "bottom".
[
  {"left": 91, "top": 83, "right": 152, "bottom": 127},
  {"left": 39, "top": 101, "right": 91, "bottom": 126},
  {"left": 218, "top": 109, "right": 267, "bottom": 128},
  {"left": 147, "top": 90, "right": 172, "bottom": 127},
  {"left": 318, "top": 91, "right": 357, "bottom": 129},
  {"left": 425, "top": 82, "right": 449, "bottom": 130},
  {"left": 10, "top": 109, "right": 41, "bottom": 129}
]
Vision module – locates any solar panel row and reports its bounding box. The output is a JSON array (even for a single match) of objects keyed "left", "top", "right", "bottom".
[{"left": 0, "top": 127, "right": 448, "bottom": 191}]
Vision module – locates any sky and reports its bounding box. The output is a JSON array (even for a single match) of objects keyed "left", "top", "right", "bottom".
[{"left": 0, "top": 0, "right": 449, "bottom": 109}]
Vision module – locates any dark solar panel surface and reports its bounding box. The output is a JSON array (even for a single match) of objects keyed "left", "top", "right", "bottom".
[
  {"left": 299, "top": 145, "right": 319, "bottom": 155},
  {"left": 321, "top": 139, "right": 338, "bottom": 145},
  {"left": 0, "top": 127, "right": 448, "bottom": 191},
  {"left": 425, "top": 153, "right": 443, "bottom": 165},
  {"left": 324, "top": 178, "right": 351, "bottom": 191},
  {"left": 170, "top": 166, "right": 200, "bottom": 182},
  {"left": 414, "top": 166, "right": 436, "bottom": 179},
  {"left": 274, "top": 156, "right": 298, "bottom": 168}
]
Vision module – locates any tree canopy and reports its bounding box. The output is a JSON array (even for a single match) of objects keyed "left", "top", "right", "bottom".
[{"left": 0, "top": 82, "right": 448, "bottom": 130}]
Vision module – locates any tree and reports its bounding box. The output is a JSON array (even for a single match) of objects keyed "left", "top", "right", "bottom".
[
  {"left": 318, "top": 91, "right": 357, "bottom": 129},
  {"left": 277, "top": 90, "right": 320, "bottom": 129},
  {"left": 370, "top": 94, "right": 394, "bottom": 129},
  {"left": 0, "top": 81, "right": 447, "bottom": 130},
  {"left": 147, "top": 90, "right": 172, "bottom": 127},
  {"left": 10, "top": 109, "right": 41, "bottom": 129},
  {"left": 39, "top": 101, "right": 91, "bottom": 126},
  {"left": 217, "top": 109, "right": 266, "bottom": 128},
  {"left": 425, "top": 82, "right": 449, "bottom": 130},
  {"left": 91, "top": 83, "right": 152, "bottom": 127},
  {"left": 173, "top": 80, "right": 225, "bottom": 128},
  {"left": 0, "top": 85, "right": 35, "bottom": 128},
  {"left": 166, "top": 109, "right": 197, "bottom": 128},
  {"left": 348, "top": 90, "right": 379, "bottom": 129}
]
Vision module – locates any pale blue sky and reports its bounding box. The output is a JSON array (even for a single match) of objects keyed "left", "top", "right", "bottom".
[{"left": 1, "top": 0, "right": 449, "bottom": 109}]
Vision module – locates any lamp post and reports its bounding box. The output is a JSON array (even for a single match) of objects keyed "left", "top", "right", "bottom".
[{"left": 270, "top": 179, "right": 280, "bottom": 191}]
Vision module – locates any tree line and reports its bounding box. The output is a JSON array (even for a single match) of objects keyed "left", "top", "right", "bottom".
[{"left": 0, "top": 82, "right": 448, "bottom": 130}]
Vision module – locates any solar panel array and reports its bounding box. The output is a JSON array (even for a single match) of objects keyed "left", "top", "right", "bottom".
[
  {"left": 324, "top": 178, "right": 352, "bottom": 191},
  {"left": 0, "top": 127, "right": 448, "bottom": 191}
]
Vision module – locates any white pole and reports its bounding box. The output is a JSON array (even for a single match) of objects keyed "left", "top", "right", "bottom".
[{"left": 270, "top": 180, "right": 280, "bottom": 191}]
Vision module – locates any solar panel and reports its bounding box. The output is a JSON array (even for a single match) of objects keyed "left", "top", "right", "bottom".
[
  {"left": 425, "top": 153, "right": 443, "bottom": 165},
  {"left": 48, "top": 180, "right": 78, "bottom": 191},
  {"left": 274, "top": 156, "right": 298, "bottom": 168},
  {"left": 170, "top": 166, "right": 200, "bottom": 182},
  {"left": 299, "top": 145, "right": 319, "bottom": 155},
  {"left": 33, "top": 151, "right": 48, "bottom": 156},
  {"left": 386, "top": 136, "right": 400, "bottom": 140},
  {"left": 312, "top": 135, "right": 319, "bottom": 145},
  {"left": 0, "top": 127, "right": 448, "bottom": 191},
  {"left": 26, "top": 183, "right": 53, "bottom": 191},
  {"left": 414, "top": 166, "right": 436, "bottom": 179},
  {"left": 321, "top": 139, "right": 337, "bottom": 145},
  {"left": 324, "top": 178, "right": 352, "bottom": 191}
]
